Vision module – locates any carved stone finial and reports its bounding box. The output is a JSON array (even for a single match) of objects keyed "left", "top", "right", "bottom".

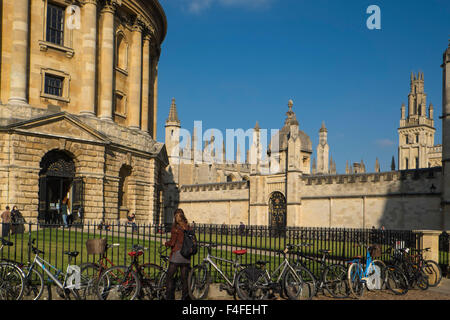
[{"left": 288, "top": 99, "right": 294, "bottom": 111}]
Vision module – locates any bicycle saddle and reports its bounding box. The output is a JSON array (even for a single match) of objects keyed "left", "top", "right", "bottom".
[
  {"left": 232, "top": 249, "right": 247, "bottom": 255},
  {"left": 64, "top": 251, "right": 79, "bottom": 258},
  {"left": 1, "top": 238, "right": 13, "bottom": 246}
]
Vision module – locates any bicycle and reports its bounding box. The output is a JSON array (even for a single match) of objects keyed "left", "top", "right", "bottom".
[
  {"left": 138, "top": 245, "right": 185, "bottom": 300},
  {"left": 0, "top": 238, "right": 24, "bottom": 300},
  {"left": 188, "top": 242, "right": 250, "bottom": 300},
  {"left": 77, "top": 241, "right": 121, "bottom": 300},
  {"left": 389, "top": 246, "right": 429, "bottom": 290},
  {"left": 95, "top": 244, "right": 155, "bottom": 300},
  {"left": 293, "top": 247, "right": 349, "bottom": 299},
  {"left": 407, "top": 247, "right": 442, "bottom": 287},
  {"left": 346, "top": 243, "right": 387, "bottom": 299},
  {"left": 235, "top": 244, "right": 311, "bottom": 300},
  {"left": 23, "top": 239, "right": 84, "bottom": 300}
]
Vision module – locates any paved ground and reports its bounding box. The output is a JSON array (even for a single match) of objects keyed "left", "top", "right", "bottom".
[
  {"left": 39, "top": 277, "right": 450, "bottom": 300},
  {"left": 207, "top": 277, "right": 450, "bottom": 301}
]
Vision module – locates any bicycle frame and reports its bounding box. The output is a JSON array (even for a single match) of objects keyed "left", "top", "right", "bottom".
[
  {"left": 348, "top": 248, "right": 376, "bottom": 282},
  {"left": 201, "top": 252, "right": 241, "bottom": 288},
  {"left": 264, "top": 258, "right": 298, "bottom": 284},
  {"left": 27, "top": 253, "right": 78, "bottom": 292}
]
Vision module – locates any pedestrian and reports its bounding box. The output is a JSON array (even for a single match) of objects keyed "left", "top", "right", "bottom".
[
  {"left": 1, "top": 206, "right": 11, "bottom": 237},
  {"left": 61, "top": 197, "right": 69, "bottom": 228},
  {"left": 164, "top": 208, "right": 192, "bottom": 300},
  {"left": 10, "top": 206, "right": 25, "bottom": 235},
  {"left": 239, "top": 221, "right": 246, "bottom": 236},
  {"left": 127, "top": 212, "right": 138, "bottom": 233}
]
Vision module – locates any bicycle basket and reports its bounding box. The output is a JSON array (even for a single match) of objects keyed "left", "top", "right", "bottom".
[
  {"left": 369, "top": 244, "right": 382, "bottom": 258},
  {"left": 86, "top": 238, "right": 107, "bottom": 255}
]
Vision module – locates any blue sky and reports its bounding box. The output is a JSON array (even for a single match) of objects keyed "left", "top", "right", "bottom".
[{"left": 156, "top": 0, "right": 450, "bottom": 173}]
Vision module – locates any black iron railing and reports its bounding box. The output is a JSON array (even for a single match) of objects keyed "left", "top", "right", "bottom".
[{"left": 0, "top": 222, "right": 428, "bottom": 282}]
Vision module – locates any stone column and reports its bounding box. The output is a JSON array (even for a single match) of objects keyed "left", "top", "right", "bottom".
[
  {"left": 8, "top": 0, "right": 29, "bottom": 105},
  {"left": 141, "top": 33, "right": 151, "bottom": 134},
  {"left": 416, "top": 230, "right": 441, "bottom": 262},
  {"left": 98, "top": 0, "right": 119, "bottom": 121},
  {"left": 128, "top": 17, "right": 143, "bottom": 130},
  {"left": 442, "top": 42, "right": 450, "bottom": 230},
  {"left": 149, "top": 43, "right": 160, "bottom": 139},
  {"left": 79, "top": 0, "right": 98, "bottom": 116},
  {"left": 152, "top": 58, "right": 159, "bottom": 139}
]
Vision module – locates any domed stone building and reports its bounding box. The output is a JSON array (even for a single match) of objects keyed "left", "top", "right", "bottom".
[{"left": 0, "top": 0, "right": 168, "bottom": 224}]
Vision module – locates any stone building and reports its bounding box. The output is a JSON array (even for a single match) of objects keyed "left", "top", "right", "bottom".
[
  {"left": 0, "top": 0, "right": 168, "bottom": 224},
  {"left": 164, "top": 51, "right": 450, "bottom": 230},
  {"left": 398, "top": 72, "right": 442, "bottom": 169}
]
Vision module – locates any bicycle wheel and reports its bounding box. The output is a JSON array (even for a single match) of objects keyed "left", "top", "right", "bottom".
[
  {"left": 284, "top": 265, "right": 315, "bottom": 300},
  {"left": 416, "top": 272, "right": 429, "bottom": 290},
  {"left": 347, "top": 262, "right": 365, "bottom": 299},
  {"left": 0, "top": 262, "right": 24, "bottom": 300},
  {"left": 78, "top": 263, "right": 102, "bottom": 300},
  {"left": 323, "top": 264, "right": 349, "bottom": 298},
  {"left": 22, "top": 266, "right": 44, "bottom": 300},
  {"left": 235, "top": 267, "right": 269, "bottom": 300},
  {"left": 188, "top": 264, "right": 210, "bottom": 300},
  {"left": 422, "top": 260, "right": 442, "bottom": 287},
  {"left": 139, "top": 263, "right": 164, "bottom": 300},
  {"left": 96, "top": 265, "right": 141, "bottom": 300},
  {"left": 385, "top": 265, "right": 408, "bottom": 295}
]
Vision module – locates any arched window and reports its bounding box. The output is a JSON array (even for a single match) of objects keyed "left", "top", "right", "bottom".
[
  {"left": 118, "top": 165, "right": 132, "bottom": 219},
  {"left": 116, "top": 32, "right": 128, "bottom": 71}
]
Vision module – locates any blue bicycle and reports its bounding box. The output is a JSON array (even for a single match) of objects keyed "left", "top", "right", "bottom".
[{"left": 347, "top": 243, "right": 386, "bottom": 299}]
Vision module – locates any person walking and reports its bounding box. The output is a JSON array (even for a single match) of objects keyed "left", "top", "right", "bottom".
[
  {"left": 164, "top": 208, "right": 192, "bottom": 300},
  {"left": 1, "top": 206, "right": 11, "bottom": 237},
  {"left": 127, "top": 212, "right": 138, "bottom": 233},
  {"left": 61, "top": 197, "right": 69, "bottom": 228},
  {"left": 10, "top": 205, "right": 25, "bottom": 234}
]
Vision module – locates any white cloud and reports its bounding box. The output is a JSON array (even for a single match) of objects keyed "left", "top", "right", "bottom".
[
  {"left": 375, "top": 139, "right": 395, "bottom": 148},
  {"left": 187, "top": 0, "right": 213, "bottom": 14},
  {"left": 176, "top": 0, "right": 273, "bottom": 14}
]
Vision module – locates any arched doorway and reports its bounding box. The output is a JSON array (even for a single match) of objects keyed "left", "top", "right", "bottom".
[
  {"left": 38, "top": 150, "right": 83, "bottom": 225},
  {"left": 268, "top": 191, "right": 287, "bottom": 236}
]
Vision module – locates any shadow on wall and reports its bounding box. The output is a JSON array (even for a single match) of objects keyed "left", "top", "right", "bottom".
[{"left": 378, "top": 167, "right": 443, "bottom": 231}]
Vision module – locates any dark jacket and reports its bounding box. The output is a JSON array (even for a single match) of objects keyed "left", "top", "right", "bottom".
[{"left": 165, "top": 224, "right": 191, "bottom": 259}]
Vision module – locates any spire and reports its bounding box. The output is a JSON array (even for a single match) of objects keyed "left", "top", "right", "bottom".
[
  {"left": 319, "top": 121, "right": 327, "bottom": 133},
  {"left": 284, "top": 99, "right": 299, "bottom": 126},
  {"left": 166, "top": 98, "right": 180, "bottom": 124},
  {"left": 254, "top": 121, "right": 260, "bottom": 131},
  {"left": 375, "top": 158, "right": 380, "bottom": 173},
  {"left": 391, "top": 156, "right": 396, "bottom": 171},
  {"left": 312, "top": 158, "right": 317, "bottom": 174},
  {"left": 346, "top": 160, "right": 350, "bottom": 174}
]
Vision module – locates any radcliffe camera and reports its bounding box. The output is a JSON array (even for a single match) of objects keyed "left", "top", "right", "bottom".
[{"left": 0, "top": 0, "right": 449, "bottom": 308}]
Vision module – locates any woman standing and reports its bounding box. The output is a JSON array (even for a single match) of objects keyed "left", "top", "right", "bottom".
[{"left": 164, "top": 208, "right": 192, "bottom": 300}]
